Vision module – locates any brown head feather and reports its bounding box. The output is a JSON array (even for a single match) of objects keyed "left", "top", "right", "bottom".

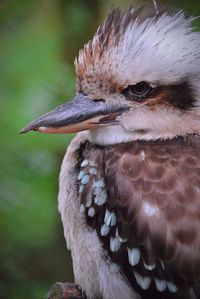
[{"left": 75, "top": 6, "right": 163, "bottom": 95}]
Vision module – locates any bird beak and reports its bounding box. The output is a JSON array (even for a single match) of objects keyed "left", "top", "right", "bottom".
[{"left": 20, "top": 93, "right": 130, "bottom": 134}]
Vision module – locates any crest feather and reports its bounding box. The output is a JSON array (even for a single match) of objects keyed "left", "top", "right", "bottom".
[{"left": 75, "top": 6, "right": 200, "bottom": 97}]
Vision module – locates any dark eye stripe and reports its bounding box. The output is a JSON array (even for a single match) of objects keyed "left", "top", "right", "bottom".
[
  {"left": 159, "top": 81, "right": 195, "bottom": 110},
  {"left": 122, "top": 81, "right": 195, "bottom": 110}
]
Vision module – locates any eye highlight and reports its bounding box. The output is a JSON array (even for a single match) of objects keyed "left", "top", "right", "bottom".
[{"left": 122, "top": 81, "right": 152, "bottom": 101}]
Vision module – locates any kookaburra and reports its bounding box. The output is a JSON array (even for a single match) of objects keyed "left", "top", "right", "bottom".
[{"left": 21, "top": 6, "right": 200, "bottom": 299}]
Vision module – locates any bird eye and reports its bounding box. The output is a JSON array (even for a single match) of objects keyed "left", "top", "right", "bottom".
[{"left": 123, "top": 81, "right": 152, "bottom": 101}]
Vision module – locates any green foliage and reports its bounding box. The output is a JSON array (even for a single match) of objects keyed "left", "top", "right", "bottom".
[
  {"left": 0, "top": 2, "right": 75, "bottom": 298},
  {"left": 0, "top": 1, "right": 199, "bottom": 298}
]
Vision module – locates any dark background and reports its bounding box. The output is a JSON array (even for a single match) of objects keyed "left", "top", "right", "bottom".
[{"left": 0, "top": 1, "right": 200, "bottom": 298}]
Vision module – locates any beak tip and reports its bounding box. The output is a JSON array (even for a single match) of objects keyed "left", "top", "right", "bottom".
[
  {"left": 19, "top": 125, "right": 34, "bottom": 134},
  {"left": 19, "top": 128, "right": 28, "bottom": 134}
]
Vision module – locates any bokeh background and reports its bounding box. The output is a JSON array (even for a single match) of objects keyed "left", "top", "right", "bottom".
[{"left": 0, "top": 0, "right": 200, "bottom": 298}]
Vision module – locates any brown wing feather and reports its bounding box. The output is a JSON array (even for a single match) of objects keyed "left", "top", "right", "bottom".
[
  {"left": 106, "top": 137, "right": 200, "bottom": 277},
  {"left": 77, "top": 135, "right": 200, "bottom": 298}
]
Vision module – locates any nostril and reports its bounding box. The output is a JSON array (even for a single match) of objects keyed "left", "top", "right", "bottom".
[{"left": 93, "top": 98, "right": 105, "bottom": 103}]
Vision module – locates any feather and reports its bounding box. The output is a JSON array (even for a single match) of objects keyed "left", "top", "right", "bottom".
[{"left": 77, "top": 135, "right": 200, "bottom": 298}]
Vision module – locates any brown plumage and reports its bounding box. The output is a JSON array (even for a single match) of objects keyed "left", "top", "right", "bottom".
[{"left": 79, "top": 135, "right": 200, "bottom": 299}]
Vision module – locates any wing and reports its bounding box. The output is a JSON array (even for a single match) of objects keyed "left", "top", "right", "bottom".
[{"left": 78, "top": 135, "right": 200, "bottom": 299}]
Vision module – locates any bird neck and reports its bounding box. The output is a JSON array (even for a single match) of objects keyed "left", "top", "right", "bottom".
[
  {"left": 86, "top": 125, "right": 187, "bottom": 146},
  {"left": 87, "top": 125, "right": 137, "bottom": 146}
]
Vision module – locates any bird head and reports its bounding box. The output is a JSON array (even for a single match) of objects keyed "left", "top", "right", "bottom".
[{"left": 21, "top": 6, "right": 200, "bottom": 145}]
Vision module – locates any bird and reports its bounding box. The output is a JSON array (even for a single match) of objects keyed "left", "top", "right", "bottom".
[{"left": 20, "top": 5, "right": 200, "bottom": 299}]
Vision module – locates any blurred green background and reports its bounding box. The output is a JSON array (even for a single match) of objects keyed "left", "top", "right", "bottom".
[{"left": 0, "top": 0, "right": 199, "bottom": 298}]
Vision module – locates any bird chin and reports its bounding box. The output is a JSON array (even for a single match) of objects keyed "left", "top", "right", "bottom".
[{"left": 87, "top": 124, "right": 137, "bottom": 146}]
